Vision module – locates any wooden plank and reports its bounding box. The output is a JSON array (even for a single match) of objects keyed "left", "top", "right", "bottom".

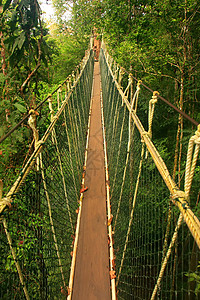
[{"left": 72, "top": 62, "right": 111, "bottom": 300}]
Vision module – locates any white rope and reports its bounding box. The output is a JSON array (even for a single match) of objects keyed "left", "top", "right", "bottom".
[
  {"left": 121, "top": 74, "right": 132, "bottom": 106},
  {"left": 148, "top": 91, "right": 159, "bottom": 139},
  {"left": 118, "top": 66, "right": 125, "bottom": 88},
  {"left": 184, "top": 124, "right": 200, "bottom": 198},
  {"left": 145, "top": 91, "right": 159, "bottom": 158},
  {"left": 28, "top": 109, "right": 40, "bottom": 170},
  {"left": 57, "top": 86, "right": 62, "bottom": 110}
]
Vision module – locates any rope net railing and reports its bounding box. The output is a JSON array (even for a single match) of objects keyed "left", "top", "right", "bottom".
[
  {"left": 0, "top": 49, "right": 94, "bottom": 299},
  {"left": 100, "top": 45, "right": 200, "bottom": 299}
]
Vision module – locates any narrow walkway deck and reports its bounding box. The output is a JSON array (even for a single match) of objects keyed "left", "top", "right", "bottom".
[{"left": 72, "top": 62, "right": 111, "bottom": 300}]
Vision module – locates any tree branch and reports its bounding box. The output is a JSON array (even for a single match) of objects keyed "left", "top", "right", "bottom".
[{"left": 20, "top": 39, "right": 42, "bottom": 94}]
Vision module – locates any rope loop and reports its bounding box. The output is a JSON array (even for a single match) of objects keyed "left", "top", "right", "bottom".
[
  {"left": 113, "top": 64, "right": 119, "bottom": 81},
  {"left": 184, "top": 124, "right": 200, "bottom": 198},
  {"left": 0, "top": 198, "right": 12, "bottom": 215},
  {"left": 121, "top": 76, "right": 132, "bottom": 106},
  {"left": 28, "top": 109, "right": 40, "bottom": 170},
  {"left": 53, "top": 115, "right": 59, "bottom": 121},
  {"left": 28, "top": 109, "right": 39, "bottom": 143},
  {"left": 118, "top": 67, "right": 125, "bottom": 87},
  {"left": 194, "top": 124, "right": 200, "bottom": 144},
  {"left": 148, "top": 91, "right": 159, "bottom": 139},
  {"left": 128, "top": 73, "right": 133, "bottom": 84},
  {"left": 35, "top": 140, "right": 45, "bottom": 149},
  {"left": 136, "top": 80, "right": 142, "bottom": 92}
]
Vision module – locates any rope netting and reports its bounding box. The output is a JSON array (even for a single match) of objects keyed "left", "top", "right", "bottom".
[
  {"left": 100, "top": 45, "right": 200, "bottom": 299},
  {"left": 0, "top": 49, "right": 94, "bottom": 299}
]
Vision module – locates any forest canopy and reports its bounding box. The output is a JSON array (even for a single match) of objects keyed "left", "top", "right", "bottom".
[{"left": 0, "top": 0, "right": 199, "bottom": 188}]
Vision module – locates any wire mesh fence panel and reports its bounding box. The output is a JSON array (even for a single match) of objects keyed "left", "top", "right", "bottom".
[
  {"left": 0, "top": 50, "right": 94, "bottom": 300},
  {"left": 100, "top": 48, "right": 200, "bottom": 300}
]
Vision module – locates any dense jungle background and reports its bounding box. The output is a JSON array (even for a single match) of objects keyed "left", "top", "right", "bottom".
[{"left": 0, "top": 0, "right": 200, "bottom": 299}]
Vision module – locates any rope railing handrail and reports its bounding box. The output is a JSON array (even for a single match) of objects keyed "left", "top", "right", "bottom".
[
  {"left": 0, "top": 50, "right": 92, "bottom": 210},
  {"left": 100, "top": 46, "right": 200, "bottom": 299},
  {"left": 102, "top": 46, "right": 200, "bottom": 248},
  {"left": 1, "top": 46, "right": 94, "bottom": 300},
  {"left": 0, "top": 49, "right": 92, "bottom": 145},
  {"left": 102, "top": 43, "right": 198, "bottom": 127}
]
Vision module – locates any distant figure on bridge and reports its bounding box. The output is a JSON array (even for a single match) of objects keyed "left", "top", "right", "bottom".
[{"left": 93, "top": 28, "right": 101, "bottom": 61}]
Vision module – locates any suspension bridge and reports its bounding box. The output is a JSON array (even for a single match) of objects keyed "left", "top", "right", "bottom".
[{"left": 0, "top": 38, "right": 200, "bottom": 300}]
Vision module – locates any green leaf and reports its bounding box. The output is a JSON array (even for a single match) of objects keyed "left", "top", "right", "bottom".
[
  {"left": 11, "top": 38, "right": 19, "bottom": 55},
  {"left": 14, "top": 103, "right": 27, "bottom": 113},
  {"left": 18, "top": 32, "right": 26, "bottom": 50}
]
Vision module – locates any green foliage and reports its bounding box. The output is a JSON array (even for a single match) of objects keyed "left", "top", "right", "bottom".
[
  {"left": 47, "top": 32, "right": 88, "bottom": 83},
  {"left": 186, "top": 263, "right": 200, "bottom": 295}
]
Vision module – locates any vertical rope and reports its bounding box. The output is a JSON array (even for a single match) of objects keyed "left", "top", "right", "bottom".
[
  {"left": 116, "top": 142, "right": 145, "bottom": 286},
  {"left": 52, "top": 128, "right": 74, "bottom": 233},
  {"left": 39, "top": 153, "right": 67, "bottom": 289},
  {"left": 57, "top": 86, "right": 62, "bottom": 110},
  {"left": 63, "top": 109, "right": 79, "bottom": 201},
  {"left": 148, "top": 91, "right": 159, "bottom": 139},
  {"left": 150, "top": 214, "right": 183, "bottom": 300},
  {"left": 114, "top": 81, "right": 142, "bottom": 230},
  {"left": 184, "top": 125, "right": 200, "bottom": 198}
]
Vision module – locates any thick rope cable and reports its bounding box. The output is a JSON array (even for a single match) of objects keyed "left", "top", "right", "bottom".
[
  {"left": 1, "top": 49, "right": 93, "bottom": 300},
  {"left": 39, "top": 153, "right": 67, "bottom": 290},
  {"left": 184, "top": 125, "right": 200, "bottom": 198},
  {"left": 148, "top": 91, "right": 159, "bottom": 139},
  {"left": 57, "top": 86, "right": 62, "bottom": 110}
]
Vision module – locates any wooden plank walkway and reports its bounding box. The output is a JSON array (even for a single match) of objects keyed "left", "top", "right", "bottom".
[{"left": 72, "top": 62, "right": 111, "bottom": 300}]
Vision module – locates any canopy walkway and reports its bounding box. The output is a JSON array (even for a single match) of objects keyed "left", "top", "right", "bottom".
[{"left": 0, "top": 39, "right": 200, "bottom": 300}]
